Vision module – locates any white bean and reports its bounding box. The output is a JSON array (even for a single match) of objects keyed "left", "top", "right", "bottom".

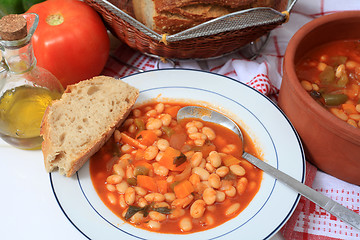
[
  {"left": 116, "top": 181, "right": 128, "bottom": 194},
  {"left": 207, "top": 151, "right": 222, "bottom": 168},
  {"left": 106, "top": 175, "right": 122, "bottom": 185},
  {"left": 208, "top": 173, "right": 221, "bottom": 189},
  {"left": 225, "top": 203, "right": 241, "bottom": 216},
  {"left": 203, "top": 188, "right": 216, "bottom": 205},
  {"left": 145, "top": 193, "right": 165, "bottom": 202},
  {"left": 190, "top": 152, "right": 203, "bottom": 168},
  {"left": 134, "top": 186, "right": 147, "bottom": 196},
  {"left": 164, "top": 193, "right": 176, "bottom": 202},
  {"left": 156, "top": 139, "right": 170, "bottom": 151},
  {"left": 230, "top": 164, "right": 246, "bottom": 176},
  {"left": 149, "top": 211, "right": 167, "bottom": 222},
  {"left": 202, "top": 127, "right": 216, "bottom": 140},
  {"left": 106, "top": 184, "right": 116, "bottom": 192},
  {"left": 144, "top": 146, "right": 159, "bottom": 160},
  {"left": 216, "top": 166, "right": 229, "bottom": 177},
  {"left": 147, "top": 220, "right": 161, "bottom": 230},
  {"left": 107, "top": 193, "right": 117, "bottom": 205},
  {"left": 169, "top": 208, "right": 185, "bottom": 219},
  {"left": 190, "top": 199, "right": 206, "bottom": 218},
  {"left": 179, "top": 217, "right": 193, "bottom": 232},
  {"left": 130, "top": 212, "right": 144, "bottom": 224},
  {"left": 125, "top": 187, "right": 136, "bottom": 205},
  {"left": 192, "top": 167, "right": 210, "bottom": 181}
]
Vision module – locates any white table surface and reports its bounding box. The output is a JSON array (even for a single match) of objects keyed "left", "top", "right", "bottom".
[{"left": 0, "top": 139, "right": 86, "bottom": 240}]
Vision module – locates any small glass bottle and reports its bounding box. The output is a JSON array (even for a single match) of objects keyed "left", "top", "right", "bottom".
[{"left": 0, "top": 13, "right": 64, "bottom": 149}]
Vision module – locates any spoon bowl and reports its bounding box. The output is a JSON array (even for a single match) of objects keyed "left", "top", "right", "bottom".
[{"left": 177, "top": 105, "right": 360, "bottom": 231}]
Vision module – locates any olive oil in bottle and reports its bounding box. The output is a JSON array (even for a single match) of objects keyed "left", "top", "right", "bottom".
[
  {"left": 0, "top": 14, "right": 63, "bottom": 149},
  {"left": 0, "top": 86, "right": 62, "bottom": 149}
]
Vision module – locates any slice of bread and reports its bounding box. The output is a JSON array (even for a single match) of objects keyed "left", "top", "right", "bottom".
[
  {"left": 133, "top": 0, "right": 156, "bottom": 31},
  {"left": 40, "top": 76, "right": 139, "bottom": 177},
  {"left": 132, "top": 0, "right": 276, "bottom": 34}
]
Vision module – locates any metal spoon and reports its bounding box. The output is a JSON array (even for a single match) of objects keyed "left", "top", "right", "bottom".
[{"left": 177, "top": 106, "right": 360, "bottom": 231}]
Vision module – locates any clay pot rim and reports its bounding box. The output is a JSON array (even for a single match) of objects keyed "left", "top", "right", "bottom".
[{"left": 284, "top": 10, "right": 360, "bottom": 144}]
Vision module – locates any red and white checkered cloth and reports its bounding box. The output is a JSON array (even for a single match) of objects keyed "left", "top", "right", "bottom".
[{"left": 102, "top": 0, "right": 360, "bottom": 239}]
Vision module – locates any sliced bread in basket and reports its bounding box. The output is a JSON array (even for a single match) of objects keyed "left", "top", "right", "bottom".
[
  {"left": 132, "top": 0, "right": 276, "bottom": 34},
  {"left": 40, "top": 76, "right": 139, "bottom": 177}
]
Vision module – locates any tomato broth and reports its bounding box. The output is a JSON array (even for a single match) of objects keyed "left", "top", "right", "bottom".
[
  {"left": 296, "top": 40, "right": 360, "bottom": 128},
  {"left": 90, "top": 102, "right": 263, "bottom": 234}
]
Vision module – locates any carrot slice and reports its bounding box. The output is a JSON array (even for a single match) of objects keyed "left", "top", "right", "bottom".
[
  {"left": 164, "top": 105, "right": 181, "bottom": 118},
  {"left": 134, "top": 149, "right": 145, "bottom": 161},
  {"left": 137, "top": 175, "right": 157, "bottom": 192},
  {"left": 133, "top": 160, "right": 153, "bottom": 170},
  {"left": 156, "top": 180, "right": 168, "bottom": 194},
  {"left": 174, "top": 180, "right": 194, "bottom": 199},
  {"left": 135, "top": 130, "right": 157, "bottom": 146},
  {"left": 120, "top": 132, "right": 147, "bottom": 150},
  {"left": 159, "top": 147, "right": 187, "bottom": 171},
  {"left": 201, "top": 144, "right": 216, "bottom": 158}
]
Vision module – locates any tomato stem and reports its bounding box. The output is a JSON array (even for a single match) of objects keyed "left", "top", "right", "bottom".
[{"left": 46, "top": 14, "right": 64, "bottom": 26}]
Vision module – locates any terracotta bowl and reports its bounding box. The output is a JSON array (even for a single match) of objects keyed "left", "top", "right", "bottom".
[{"left": 278, "top": 11, "right": 360, "bottom": 185}]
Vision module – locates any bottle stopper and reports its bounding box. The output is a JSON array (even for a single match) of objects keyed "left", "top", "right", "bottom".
[{"left": 0, "top": 14, "right": 27, "bottom": 41}]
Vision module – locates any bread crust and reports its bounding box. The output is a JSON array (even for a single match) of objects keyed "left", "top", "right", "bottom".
[
  {"left": 132, "top": 0, "right": 276, "bottom": 34},
  {"left": 153, "top": 0, "right": 258, "bottom": 11},
  {"left": 40, "top": 76, "right": 139, "bottom": 177}
]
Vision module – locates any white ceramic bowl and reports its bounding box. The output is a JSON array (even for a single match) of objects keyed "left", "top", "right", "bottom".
[{"left": 50, "top": 69, "right": 305, "bottom": 240}]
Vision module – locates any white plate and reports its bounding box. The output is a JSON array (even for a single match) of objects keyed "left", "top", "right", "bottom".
[{"left": 50, "top": 69, "right": 305, "bottom": 240}]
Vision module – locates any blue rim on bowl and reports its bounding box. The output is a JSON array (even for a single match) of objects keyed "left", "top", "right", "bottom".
[{"left": 50, "top": 69, "right": 305, "bottom": 240}]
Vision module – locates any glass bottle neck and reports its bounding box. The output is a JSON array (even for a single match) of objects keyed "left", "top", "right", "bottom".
[
  {"left": 0, "top": 13, "right": 39, "bottom": 76},
  {"left": 0, "top": 39, "right": 37, "bottom": 75}
]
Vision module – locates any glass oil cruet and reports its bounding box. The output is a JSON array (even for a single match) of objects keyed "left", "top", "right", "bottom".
[{"left": 0, "top": 13, "right": 64, "bottom": 150}]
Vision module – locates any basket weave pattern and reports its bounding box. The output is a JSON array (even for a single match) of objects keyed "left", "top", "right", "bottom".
[{"left": 85, "top": 0, "right": 291, "bottom": 59}]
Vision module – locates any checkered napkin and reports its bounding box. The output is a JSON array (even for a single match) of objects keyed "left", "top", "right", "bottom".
[
  {"left": 102, "top": 0, "right": 360, "bottom": 239},
  {"left": 105, "top": 43, "right": 281, "bottom": 96}
]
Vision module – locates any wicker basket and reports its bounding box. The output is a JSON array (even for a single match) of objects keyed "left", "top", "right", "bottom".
[{"left": 85, "top": 0, "right": 297, "bottom": 59}]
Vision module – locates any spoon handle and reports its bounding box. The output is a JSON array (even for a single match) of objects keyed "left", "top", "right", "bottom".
[{"left": 243, "top": 152, "right": 360, "bottom": 231}]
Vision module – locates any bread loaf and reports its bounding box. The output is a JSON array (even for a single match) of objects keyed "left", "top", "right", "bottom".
[
  {"left": 132, "top": 0, "right": 275, "bottom": 34},
  {"left": 40, "top": 76, "right": 139, "bottom": 177}
]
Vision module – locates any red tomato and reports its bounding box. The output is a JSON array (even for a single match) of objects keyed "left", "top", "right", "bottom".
[{"left": 27, "top": 0, "right": 110, "bottom": 87}]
